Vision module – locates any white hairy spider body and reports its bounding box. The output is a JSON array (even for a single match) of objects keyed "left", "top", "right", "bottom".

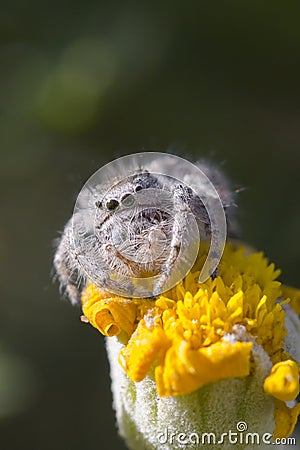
[{"left": 54, "top": 154, "right": 237, "bottom": 303}]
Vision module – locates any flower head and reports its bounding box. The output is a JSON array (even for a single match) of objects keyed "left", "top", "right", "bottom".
[{"left": 82, "top": 243, "right": 300, "bottom": 448}]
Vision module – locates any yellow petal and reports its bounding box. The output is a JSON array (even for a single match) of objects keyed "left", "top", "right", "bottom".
[
  {"left": 273, "top": 400, "right": 300, "bottom": 438},
  {"left": 156, "top": 340, "right": 252, "bottom": 396},
  {"left": 263, "top": 360, "right": 299, "bottom": 401},
  {"left": 119, "top": 321, "right": 170, "bottom": 382},
  {"left": 82, "top": 285, "right": 137, "bottom": 336}
]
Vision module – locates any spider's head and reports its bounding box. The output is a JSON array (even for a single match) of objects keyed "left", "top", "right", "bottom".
[
  {"left": 93, "top": 171, "right": 174, "bottom": 276},
  {"left": 94, "top": 171, "right": 157, "bottom": 211}
]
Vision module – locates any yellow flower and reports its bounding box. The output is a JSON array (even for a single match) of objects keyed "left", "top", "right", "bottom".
[{"left": 81, "top": 242, "right": 300, "bottom": 446}]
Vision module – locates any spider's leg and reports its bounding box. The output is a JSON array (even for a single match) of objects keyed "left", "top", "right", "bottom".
[
  {"left": 154, "top": 185, "right": 192, "bottom": 296},
  {"left": 54, "top": 220, "right": 84, "bottom": 305}
]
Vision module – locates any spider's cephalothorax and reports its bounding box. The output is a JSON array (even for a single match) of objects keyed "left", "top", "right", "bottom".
[
  {"left": 54, "top": 154, "right": 237, "bottom": 303},
  {"left": 94, "top": 172, "right": 174, "bottom": 276}
]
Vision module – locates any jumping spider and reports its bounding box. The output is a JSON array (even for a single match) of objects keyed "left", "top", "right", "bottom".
[{"left": 54, "top": 155, "right": 237, "bottom": 304}]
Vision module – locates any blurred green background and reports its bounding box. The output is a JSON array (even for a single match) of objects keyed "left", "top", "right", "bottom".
[{"left": 1, "top": 1, "right": 300, "bottom": 449}]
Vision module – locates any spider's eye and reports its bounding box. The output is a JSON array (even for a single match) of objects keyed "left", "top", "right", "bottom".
[
  {"left": 135, "top": 185, "right": 143, "bottom": 192},
  {"left": 95, "top": 200, "right": 102, "bottom": 208},
  {"left": 106, "top": 199, "right": 119, "bottom": 211},
  {"left": 121, "top": 193, "right": 135, "bottom": 207}
]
